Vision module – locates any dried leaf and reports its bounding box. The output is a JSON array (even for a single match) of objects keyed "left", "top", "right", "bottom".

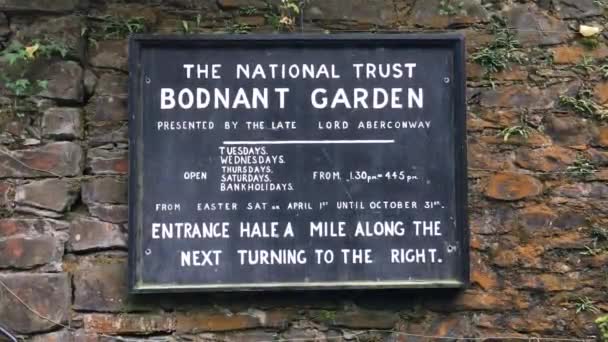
[{"left": 579, "top": 25, "right": 601, "bottom": 37}]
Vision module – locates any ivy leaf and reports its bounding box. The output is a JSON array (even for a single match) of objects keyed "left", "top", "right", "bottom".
[
  {"left": 57, "top": 45, "right": 69, "bottom": 58},
  {"left": 36, "top": 80, "right": 49, "bottom": 91},
  {"left": 6, "top": 52, "right": 20, "bottom": 65}
]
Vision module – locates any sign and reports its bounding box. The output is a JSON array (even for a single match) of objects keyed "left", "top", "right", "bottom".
[{"left": 128, "top": 34, "right": 468, "bottom": 292}]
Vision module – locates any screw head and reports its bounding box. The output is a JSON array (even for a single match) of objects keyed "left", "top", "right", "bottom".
[
  {"left": 145, "top": 77, "right": 151, "bottom": 84},
  {"left": 145, "top": 249, "right": 152, "bottom": 255},
  {"left": 443, "top": 77, "right": 450, "bottom": 84}
]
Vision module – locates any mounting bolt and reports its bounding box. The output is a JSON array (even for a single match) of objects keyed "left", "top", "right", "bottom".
[
  {"left": 443, "top": 77, "right": 450, "bottom": 84},
  {"left": 145, "top": 76, "right": 151, "bottom": 84},
  {"left": 145, "top": 248, "right": 152, "bottom": 255}
]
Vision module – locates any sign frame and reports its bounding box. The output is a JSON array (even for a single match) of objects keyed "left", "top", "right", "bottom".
[{"left": 128, "top": 33, "right": 468, "bottom": 293}]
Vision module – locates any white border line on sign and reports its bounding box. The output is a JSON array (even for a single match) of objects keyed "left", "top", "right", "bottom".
[{"left": 223, "top": 140, "right": 396, "bottom": 145}]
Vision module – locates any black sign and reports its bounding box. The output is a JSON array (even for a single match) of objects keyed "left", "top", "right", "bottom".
[{"left": 128, "top": 34, "right": 468, "bottom": 292}]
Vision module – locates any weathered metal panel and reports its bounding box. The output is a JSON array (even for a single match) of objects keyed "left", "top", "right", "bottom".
[{"left": 128, "top": 34, "right": 468, "bottom": 292}]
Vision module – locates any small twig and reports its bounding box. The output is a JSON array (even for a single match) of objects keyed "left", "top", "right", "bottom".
[{"left": 0, "top": 324, "right": 18, "bottom": 342}]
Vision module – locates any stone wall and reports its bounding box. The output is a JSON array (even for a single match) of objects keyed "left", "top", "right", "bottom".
[{"left": 0, "top": 0, "right": 607, "bottom": 341}]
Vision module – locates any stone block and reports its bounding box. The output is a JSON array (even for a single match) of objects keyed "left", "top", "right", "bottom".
[
  {"left": 0, "top": 218, "right": 69, "bottom": 236},
  {"left": 517, "top": 205, "right": 558, "bottom": 232},
  {"left": 39, "top": 60, "right": 84, "bottom": 103},
  {"left": 0, "top": 180, "right": 13, "bottom": 208},
  {"left": 87, "top": 95, "right": 128, "bottom": 122},
  {"left": 90, "top": 40, "right": 128, "bottom": 71},
  {"left": 11, "top": 15, "right": 84, "bottom": 54},
  {"left": 506, "top": 4, "right": 569, "bottom": 46},
  {"left": 69, "top": 217, "right": 126, "bottom": 252},
  {"left": 452, "top": 289, "right": 516, "bottom": 311},
  {"left": 470, "top": 253, "right": 498, "bottom": 290},
  {"left": 480, "top": 82, "right": 580, "bottom": 109},
  {"left": 29, "top": 330, "right": 74, "bottom": 342},
  {"left": 82, "top": 177, "right": 127, "bottom": 205},
  {"left": 96, "top": 73, "right": 127, "bottom": 97},
  {"left": 545, "top": 115, "right": 595, "bottom": 146},
  {"left": 83, "top": 314, "right": 175, "bottom": 335},
  {"left": 313, "top": 309, "right": 398, "bottom": 329},
  {"left": 492, "top": 245, "right": 544, "bottom": 268},
  {"left": 0, "top": 273, "right": 70, "bottom": 334},
  {"left": 595, "top": 126, "right": 608, "bottom": 147},
  {"left": 87, "top": 148, "right": 128, "bottom": 175},
  {"left": 0, "top": 234, "right": 66, "bottom": 269},
  {"left": 87, "top": 123, "right": 128, "bottom": 147},
  {"left": 73, "top": 256, "right": 128, "bottom": 312},
  {"left": 554, "top": 0, "right": 602, "bottom": 18},
  {"left": 408, "top": 0, "right": 488, "bottom": 28},
  {"left": 485, "top": 173, "right": 543, "bottom": 201},
  {"left": 553, "top": 182, "right": 608, "bottom": 199},
  {"left": 306, "top": 0, "right": 398, "bottom": 26},
  {"left": 176, "top": 311, "right": 262, "bottom": 333},
  {"left": 518, "top": 273, "right": 578, "bottom": 291},
  {"left": 42, "top": 107, "right": 83, "bottom": 140},
  {"left": 0, "top": 142, "right": 83, "bottom": 177},
  {"left": 0, "top": 0, "right": 80, "bottom": 12},
  {"left": 0, "top": 12, "right": 9, "bottom": 37},
  {"left": 593, "top": 82, "right": 608, "bottom": 105},
  {"left": 551, "top": 45, "right": 608, "bottom": 64},
  {"left": 515, "top": 146, "right": 577, "bottom": 172},
  {"left": 15, "top": 178, "right": 79, "bottom": 212},
  {"left": 217, "top": 0, "right": 266, "bottom": 10},
  {"left": 88, "top": 203, "right": 128, "bottom": 223}
]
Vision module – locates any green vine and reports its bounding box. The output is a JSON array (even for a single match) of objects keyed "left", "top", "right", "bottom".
[
  {"left": 497, "top": 113, "right": 530, "bottom": 142},
  {"left": 438, "top": 0, "right": 466, "bottom": 16},
  {"left": 597, "top": 315, "right": 608, "bottom": 341},
  {"left": 180, "top": 14, "right": 202, "bottom": 34},
  {"left": 1, "top": 39, "right": 68, "bottom": 65},
  {"left": 83, "top": 15, "right": 147, "bottom": 45},
  {"left": 575, "top": 296, "right": 600, "bottom": 314},
  {"left": 560, "top": 90, "right": 608, "bottom": 121},
  {"left": 472, "top": 17, "right": 523, "bottom": 73},
  {"left": 566, "top": 154, "right": 597, "bottom": 180},
  {"left": 265, "top": 0, "right": 304, "bottom": 32},
  {"left": 0, "top": 39, "right": 68, "bottom": 117}
]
